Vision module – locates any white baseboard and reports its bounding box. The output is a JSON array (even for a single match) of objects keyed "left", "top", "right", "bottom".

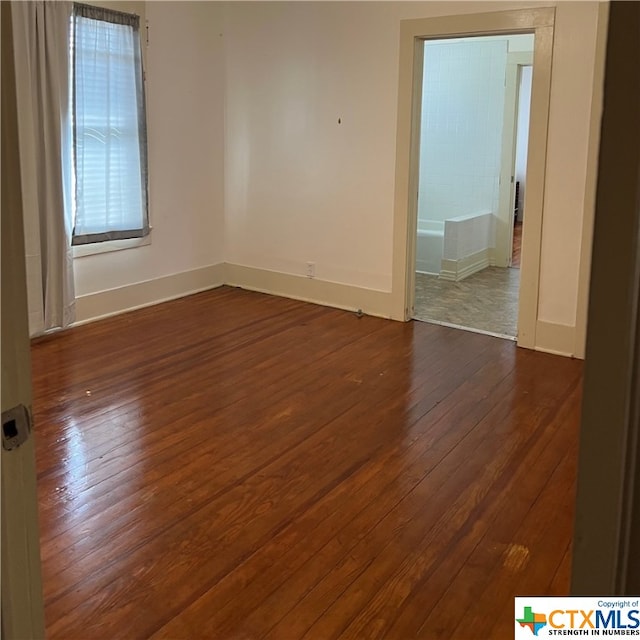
[
  {"left": 72, "top": 262, "right": 581, "bottom": 360},
  {"left": 225, "top": 263, "right": 394, "bottom": 319},
  {"left": 534, "top": 320, "right": 578, "bottom": 358},
  {"left": 439, "top": 249, "right": 491, "bottom": 282},
  {"left": 74, "top": 262, "right": 394, "bottom": 325},
  {"left": 415, "top": 260, "right": 439, "bottom": 276},
  {"left": 74, "top": 263, "right": 226, "bottom": 325}
]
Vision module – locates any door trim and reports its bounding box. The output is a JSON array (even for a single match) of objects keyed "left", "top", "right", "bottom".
[
  {"left": 573, "top": 1, "right": 609, "bottom": 359},
  {"left": 390, "top": 7, "right": 555, "bottom": 350},
  {"left": 496, "top": 51, "right": 533, "bottom": 269},
  {"left": 1, "top": 3, "right": 47, "bottom": 637}
]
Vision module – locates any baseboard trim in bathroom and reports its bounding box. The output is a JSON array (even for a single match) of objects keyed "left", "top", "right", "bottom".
[{"left": 440, "top": 248, "right": 491, "bottom": 282}]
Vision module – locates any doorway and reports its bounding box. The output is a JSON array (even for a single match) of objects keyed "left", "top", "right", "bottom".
[
  {"left": 412, "top": 34, "right": 534, "bottom": 339},
  {"left": 391, "top": 8, "right": 555, "bottom": 350}
]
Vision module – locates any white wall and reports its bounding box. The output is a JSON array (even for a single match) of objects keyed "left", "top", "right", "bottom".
[
  {"left": 73, "top": 2, "right": 225, "bottom": 300},
  {"left": 418, "top": 38, "right": 507, "bottom": 226},
  {"left": 443, "top": 212, "right": 494, "bottom": 261},
  {"left": 538, "top": 1, "right": 602, "bottom": 329},
  {"left": 223, "top": 2, "right": 406, "bottom": 292},
  {"left": 223, "top": 0, "right": 603, "bottom": 336},
  {"left": 69, "top": 1, "right": 603, "bottom": 353}
]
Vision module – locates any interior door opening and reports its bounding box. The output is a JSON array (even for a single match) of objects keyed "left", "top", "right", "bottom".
[{"left": 412, "top": 33, "right": 534, "bottom": 340}]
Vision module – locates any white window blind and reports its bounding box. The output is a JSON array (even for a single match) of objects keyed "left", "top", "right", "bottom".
[{"left": 71, "top": 3, "right": 149, "bottom": 245}]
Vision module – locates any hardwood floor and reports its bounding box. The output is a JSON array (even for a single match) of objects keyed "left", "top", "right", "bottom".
[
  {"left": 512, "top": 221, "right": 523, "bottom": 268},
  {"left": 32, "top": 287, "right": 583, "bottom": 639}
]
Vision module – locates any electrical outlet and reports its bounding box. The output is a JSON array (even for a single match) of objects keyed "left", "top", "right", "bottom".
[{"left": 306, "top": 262, "right": 316, "bottom": 279}]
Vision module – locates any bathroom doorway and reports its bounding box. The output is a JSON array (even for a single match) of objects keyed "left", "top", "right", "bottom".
[{"left": 412, "top": 34, "right": 534, "bottom": 339}]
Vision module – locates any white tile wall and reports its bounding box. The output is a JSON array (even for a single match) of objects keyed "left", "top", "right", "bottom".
[
  {"left": 417, "top": 38, "right": 508, "bottom": 227},
  {"left": 443, "top": 211, "right": 494, "bottom": 260}
]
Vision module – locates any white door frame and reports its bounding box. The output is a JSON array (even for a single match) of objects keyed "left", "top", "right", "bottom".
[
  {"left": 496, "top": 52, "right": 533, "bottom": 269},
  {"left": 390, "top": 7, "right": 555, "bottom": 349},
  {"left": 1, "top": 3, "right": 47, "bottom": 637}
]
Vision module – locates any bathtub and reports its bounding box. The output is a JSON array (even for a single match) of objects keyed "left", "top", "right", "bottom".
[{"left": 415, "top": 220, "right": 444, "bottom": 276}]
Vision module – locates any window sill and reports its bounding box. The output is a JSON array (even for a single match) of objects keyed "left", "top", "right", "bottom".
[{"left": 72, "top": 232, "right": 152, "bottom": 258}]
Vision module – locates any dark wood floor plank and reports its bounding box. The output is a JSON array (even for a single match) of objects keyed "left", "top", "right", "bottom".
[
  {"left": 36, "top": 314, "right": 396, "bottom": 540},
  {"left": 39, "top": 319, "right": 461, "bottom": 598},
  {"left": 150, "top": 346, "right": 519, "bottom": 639},
  {"left": 387, "top": 383, "right": 582, "bottom": 639},
  {"left": 44, "top": 334, "right": 492, "bottom": 636},
  {"left": 285, "top": 362, "right": 580, "bottom": 640},
  {"left": 31, "top": 287, "right": 583, "bottom": 639},
  {"left": 37, "top": 316, "right": 470, "bottom": 581}
]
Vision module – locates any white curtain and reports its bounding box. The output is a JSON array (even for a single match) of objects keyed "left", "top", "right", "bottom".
[{"left": 12, "top": 1, "right": 75, "bottom": 337}]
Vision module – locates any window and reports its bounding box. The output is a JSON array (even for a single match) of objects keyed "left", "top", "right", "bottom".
[{"left": 70, "top": 3, "right": 149, "bottom": 245}]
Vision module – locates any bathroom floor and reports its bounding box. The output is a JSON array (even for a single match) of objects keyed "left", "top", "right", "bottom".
[{"left": 414, "top": 267, "right": 520, "bottom": 338}]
